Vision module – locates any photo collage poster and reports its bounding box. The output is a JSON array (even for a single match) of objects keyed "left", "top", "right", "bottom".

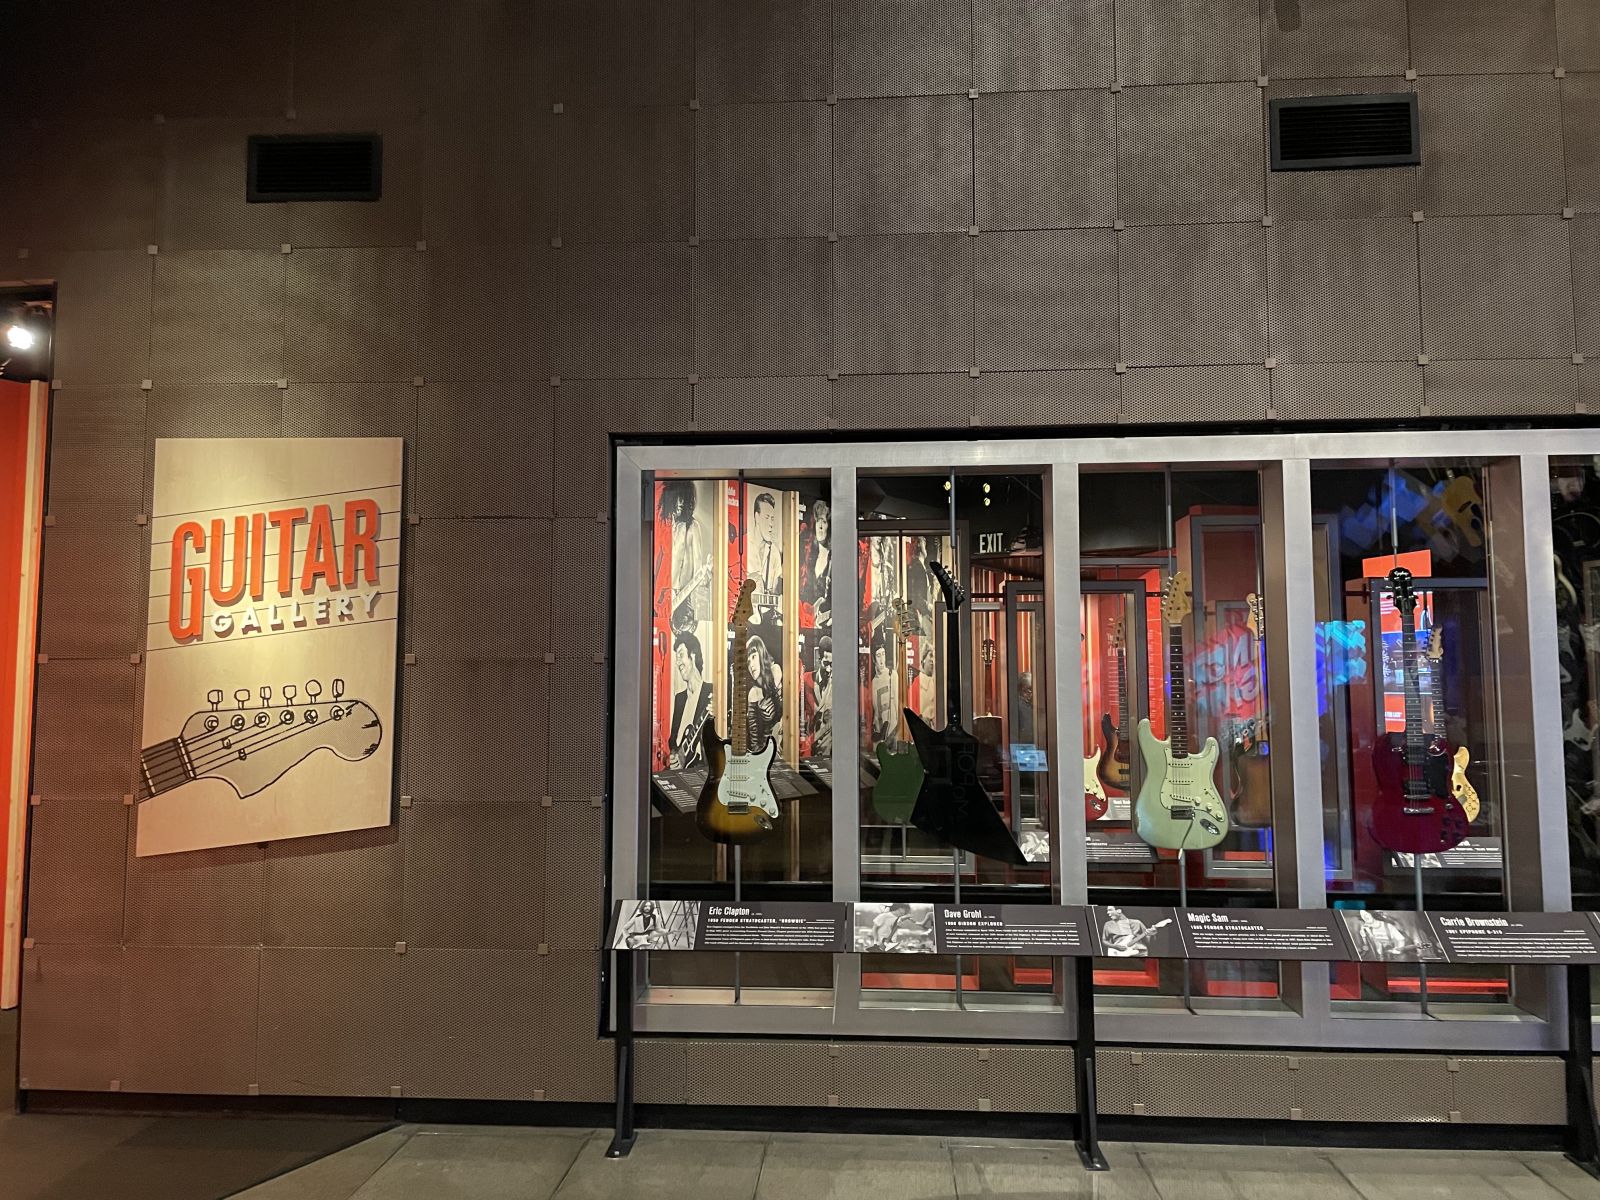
[
  {"left": 859, "top": 533, "right": 951, "bottom": 749},
  {"left": 651, "top": 479, "right": 718, "bottom": 773},
  {"left": 739, "top": 482, "right": 787, "bottom": 760},
  {"left": 797, "top": 496, "right": 832, "bottom": 764}
]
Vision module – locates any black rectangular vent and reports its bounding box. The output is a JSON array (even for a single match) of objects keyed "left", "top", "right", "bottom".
[
  {"left": 1269, "top": 94, "right": 1419, "bottom": 171},
  {"left": 247, "top": 134, "right": 382, "bottom": 202}
]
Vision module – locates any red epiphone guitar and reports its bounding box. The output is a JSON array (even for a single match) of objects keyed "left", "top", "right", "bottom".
[
  {"left": 138, "top": 679, "right": 382, "bottom": 802},
  {"left": 1368, "top": 568, "right": 1469, "bottom": 853}
]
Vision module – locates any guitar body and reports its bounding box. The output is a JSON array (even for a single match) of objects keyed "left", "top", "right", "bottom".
[
  {"left": 1368, "top": 785, "right": 1468, "bottom": 853},
  {"left": 1095, "top": 713, "right": 1132, "bottom": 793},
  {"left": 904, "top": 708, "right": 1028, "bottom": 866},
  {"left": 694, "top": 722, "right": 779, "bottom": 845},
  {"left": 1133, "top": 719, "right": 1229, "bottom": 850},
  {"left": 1230, "top": 739, "right": 1273, "bottom": 828},
  {"left": 1373, "top": 732, "right": 1451, "bottom": 798},
  {"left": 872, "top": 740, "right": 924, "bottom": 824},
  {"left": 1083, "top": 750, "right": 1109, "bottom": 820},
  {"left": 1452, "top": 745, "right": 1481, "bottom": 823}
]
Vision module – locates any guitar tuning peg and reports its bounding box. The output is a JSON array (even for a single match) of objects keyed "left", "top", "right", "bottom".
[
  {"left": 234, "top": 688, "right": 251, "bottom": 710},
  {"left": 305, "top": 679, "right": 323, "bottom": 701},
  {"left": 332, "top": 678, "right": 345, "bottom": 700},
  {"left": 260, "top": 686, "right": 272, "bottom": 707},
  {"left": 208, "top": 689, "right": 224, "bottom": 711},
  {"left": 283, "top": 684, "right": 298, "bottom": 705}
]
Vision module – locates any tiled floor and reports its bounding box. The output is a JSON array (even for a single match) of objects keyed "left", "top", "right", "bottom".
[{"left": 226, "top": 1125, "right": 1600, "bottom": 1200}]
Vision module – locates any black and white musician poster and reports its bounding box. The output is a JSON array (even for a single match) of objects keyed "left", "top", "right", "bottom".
[
  {"left": 797, "top": 497, "right": 832, "bottom": 762},
  {"left": 138, "top": 439, "right": 403, "bottom": 856},
  {"left": 742, "top": 484, "right": 786, "bottom": 758},
  {"left": 1090, "top": 905, "right": 1183, "bottom": 959},
  {"left": 852, "top": 902, "right": 936, "bottom": 953},
  {"left": 653, "top": 479, "right": 718, "bottom": 773},
  {"left": 611, "top": 901, "right": 700, "bottom": 950},
  {"left": 1338, "top": 909, "right": 1446, "bottom": 962}
]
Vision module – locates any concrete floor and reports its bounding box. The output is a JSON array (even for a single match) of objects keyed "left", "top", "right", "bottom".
[{"left": 227, "top": 1125, "right": 1600, "bottom": 1200}]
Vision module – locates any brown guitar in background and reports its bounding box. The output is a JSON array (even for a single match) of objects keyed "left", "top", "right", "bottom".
[
  {"left": 1229, "top": 593, "right": 1273, "bottom": 829},
  {"left": 1094, "top": 619, "right": 1133, "bottom": 799}
]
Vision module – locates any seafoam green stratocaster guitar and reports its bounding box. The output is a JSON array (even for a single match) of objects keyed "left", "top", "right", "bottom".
[
  {"left": 1134, "top": 571, "right": 1230, "bottom": 851},
  {"left": 873, "top": 598, "right": 924, "bottom": 823}
]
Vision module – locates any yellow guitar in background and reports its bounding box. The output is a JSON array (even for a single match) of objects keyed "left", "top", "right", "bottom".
[{"left": 1427, "top": 628, "right": 1480, "bottom": 823}]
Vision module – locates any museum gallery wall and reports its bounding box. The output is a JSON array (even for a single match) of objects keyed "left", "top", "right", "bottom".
[{"left": 2, "top": 0, "right": 1599, "bottom": 1118}]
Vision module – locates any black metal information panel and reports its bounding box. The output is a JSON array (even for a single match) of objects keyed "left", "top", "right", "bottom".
[{"left": 606, "top": 902, "right": 1600, "bottom": 964}]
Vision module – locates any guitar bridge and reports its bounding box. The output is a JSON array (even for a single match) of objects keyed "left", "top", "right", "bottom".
[{"left": 1170, "top": 804, "right": 1195, "bottom": 821}]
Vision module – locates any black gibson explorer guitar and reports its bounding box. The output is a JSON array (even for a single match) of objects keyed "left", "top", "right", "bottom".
[{"left": 904, "top": 562, "right": 1027, "bottom": 865}]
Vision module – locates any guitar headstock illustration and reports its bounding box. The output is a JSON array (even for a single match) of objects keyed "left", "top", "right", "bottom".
[{"left": 139, "top": 678, "right": 383, "bottom": 802}]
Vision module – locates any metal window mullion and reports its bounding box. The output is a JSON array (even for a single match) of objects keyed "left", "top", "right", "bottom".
[
  {"left": 1045, "top": 463, "right": 1087, "bottom": 905},
  {"left": 609, "top": 448, "right": 650, "bottom": 902},
  {"left": 828, "top": 465, "right": 865, "bottom": 1028}
]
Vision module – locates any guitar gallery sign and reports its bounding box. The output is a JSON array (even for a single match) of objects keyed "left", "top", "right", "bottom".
[{"left": 137, "top": 439, "right": 403, "bottom": 856}]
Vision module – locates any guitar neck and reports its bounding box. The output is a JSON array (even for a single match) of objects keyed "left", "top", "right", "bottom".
[
  {"left": 1399, "top": 607, "right": 1426, "bottom": 795},
  {"left": 138, "top": 737, "right": 194, "bottom": 800},
  {"left": 945, "top": 602, "right": 963, "bottom": 727},
  {"left": 1168, "top": 623, "right": 1190, "bottom": 757},
  {"left": 1115, "top": 646, "right": 1128, "bottom": 734},
  {"left": 732, "top": 622, "right": 750, "bottom": 756}
]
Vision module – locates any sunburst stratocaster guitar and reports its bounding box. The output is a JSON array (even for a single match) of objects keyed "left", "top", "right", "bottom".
[
  {"left": 1426, "top": 626, "right": 1480, "bottom": 823},
  {"left": 1368, "top": 567, "right": 1469, "bottom": 853},
  {"left": 138, "top": 679, "right": 382, "bottom": 802},
  {"left": 873, "top": 598, "right": 924, "bottom": 823},
  {"left": 695, "top": 579, "right": 780, "bottom": 845},
  {"left": 1134, "top": 572, "right": 1229, "bottom": 850}
]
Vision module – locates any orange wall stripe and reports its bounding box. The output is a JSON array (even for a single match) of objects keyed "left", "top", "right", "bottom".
[{"left": 1, "top": 380, "right": 47, "bottom": 1010}]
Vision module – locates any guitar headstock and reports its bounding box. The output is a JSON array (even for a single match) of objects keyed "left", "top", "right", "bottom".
[
  {"left": 1426, "top": 625, "right": 1444, "bottom": 662},
  {"left": 929, "top": 560, "right": 965, "bottom": 611},
  {"left": 1386, "top": 565, "right": 1417, "bottom": 617},
  {"left": 1161, "top": 571, "right": 1192, "bottom": 627},
  {"left": 1108, "top": 618, "right": 1125, "bottom": 651},
  {"left": 892, "top": 596, "right": 910, "bottom": 647},
  {"left": 176, "top": 679, "right": 382, "bottom": 799},
  {"left": 1246, "top": 592, "right": 1264, "bottom": 639},
  {"left": 731, "top": 577, "right": 756, "bottom": 631}
]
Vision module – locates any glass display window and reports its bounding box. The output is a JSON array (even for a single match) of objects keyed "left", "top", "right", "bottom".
[
  {"left": 1310, "top": 462, "right": 1510, "bottom": 1011},
  {"left": 1080, "top": 468, "right": 1285, "bottom": 1012}
]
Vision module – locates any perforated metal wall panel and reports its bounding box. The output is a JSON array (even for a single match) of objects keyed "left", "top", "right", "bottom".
[
  {"left": 1568, "top": 75, "right": 1600, "bottom": 214},
  {"left": 831, "top": 373, "right": 974, "bottom": 430},
  {"left": 23, "top": 802, "right": 128, "bottom": 945},
  {"left": 263, "top": 825, "right": 403, "bottom": 948},
  {"left": 694, "top": 377, "right": 833, "bottom": 433},
  {"left": 1294, "top": 1053, "right": 1454, "bottom": 1122},
  {"left": 282, "top": 382, "right": 418, "bottom": 442},
  {"left": 257, "top": 948, "right": 400, "bottom": 1096},
  {"left": 1123, "top": 366, "right": 1270, "bottom": 424},
  {"left": 1417, "top": 75, "right": 1565, "bottom": 218},
  {"left": 416, "top": 384, "right": 554, "bottom": 518},
  {"left": 422, "top": 245, "right": 551, "bottom": 383},
  {"left": 1452, "top": 1057, "right": 1564, "bottom": 1125},
  {"left": 1115, "top": 0, "right": 1260, "bottom": 86},
  {"left": 696, "top": 0, "right": 829, "bottom": 103},
  {"left": 1408, "top": 0, "right": 1557, "bottom": 75},
  {"left": 123, "top": 833, "right": 265, "bottom": 947},
  {"left": 545, "top": 803, "right": 604, "bottom": 950},
  {"left": 974, "top": 230, "right": 1118, "bottom": 371},
  {"left": 1419, "top": 215, "right": 1573, "bottom": 360},
  {"left": 552, "top": 379, "right": 693, "bottom": 519},
  {"left": 422, "top": 104, "right": 557, "bottom": 246},
  {"left": 973, "top": 370, "right": 1119, "bottom": 427},
  {"left": 401, "top": 948, "right": 543, "bottom": 1099},
  {"left": 550, "top": 0, "right": 693, "bottom": 107},
  {"left": 1265, "top": 79, "right": 1419, "bottom": 223},
  {"left": 560, "top": 107, "right": 693, "bottom": 245},
  {"left": 405, "top": 658, "right": 550, "bottom": 804},
  {"left": 1563, "top": 2, "right": 1600, "bottom": 72},
  {"left": 17, "top": 945, "right": 123, "bottom": 1091},
  {"left": 1424, "top": 359, "right": 1579, "bottom": 416},
  {"left": 974, "top": 90, "right": 1116, "bottom": 232},
  {"left": 549, "top": 520, "right": 611, "bottom": 655},
  {"left": 986, "top": 1045, "right": 1074, "bottom": 1114},
  {"left": 44, "top": 251, "right": 153, "bottom": 386},
  {"left": 284, "top": 247, "right": 422, "bottom": 383},
  {"left": 834, "top": 97, "right": 973, "bottom": 237},
  {"left": 695, "top": 103, "right": 830, "bottom": 241},
  {"left": 118, "top": 946, "right": 260, "bottom": 1094},
  {"left": 1261, "top": 0, "right": 1409, "bottom": 80},
  {"left": 44, "top": 388, "right": 147, "bottom": 520},
  {"left": 546, "top": 661, "right": 608, "bottom": 796},
  {"left": 401, "top": 803, "right": 545, "bottom": 950},
  {"left": 638, "top": 1038, "right": 687, "bottom": 1104},
  {"left": 694, "top": 239, "right": 831, "bottom": 378},
  {"left": 1271, "top": 361, "right": 1425, "bottom": 422},
  {"left": 159, "top": 119, "right": 291, "bottom": 252},
  {"left": 555, "top": 243, "right": 691, "bottom": 379},
  {"left": 832, "top": 0, "right": 970, "bottom": 99},
  {"left": 1117, "top": 83, "right": 1265, "bottom": 226},
  {"left": 832, "top": 1042, "right": 984, "bottom": 1111},
  {"left": 31, "top": 658, "right": 138, "bottom": 799},
  {"left": 10, "top": 121, "right": 157, "bottom": 254},
  {"left": 287, "top": 119, "right": 423, "bottom": 251},
  {"left": 685, "top": 1039, "right": 835, "bottom": 1107},
  {"left": 409, "top": 520, "right": 552, "bottom": 657},
  {"left": 1267, "top": 218, "right": 1421, "bottom": 364},
  {"left": 541, "top": 950, "right": 611, "bottom": 1102},
  {"left": 37, "top": 522, "right": 145, "bottom": 658},
  {"left": 1119, "top": 223, "right": 1267, "bottom": 367},
  {"left": 1139, "top": 1050, "right": 1296, "bottom": 1119},
  {"left": 832, "top": 235, "right": 974, "bottom": 375},
  {"left": 974, "top": 0, "right": 1113, "bottom": 92}
]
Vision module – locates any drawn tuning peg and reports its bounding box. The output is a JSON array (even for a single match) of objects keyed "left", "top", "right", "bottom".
[
  {"left": 234, "top": 688, "right": 251, "bottom": 710},
  {"left": 208, "top": 689, "right": 224, "bottom": 711},
  {"left": 260, "top": 686, "right": 273, "bottom": 707},
  {"left": 305, "top": 679, "right": 323, "bottom": 702},
  {"left": 283, "top": 684, "right": 299, "bottom": 706},
  {"left": 332, "top": 678, "right": 346, "bottom": 701}
]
